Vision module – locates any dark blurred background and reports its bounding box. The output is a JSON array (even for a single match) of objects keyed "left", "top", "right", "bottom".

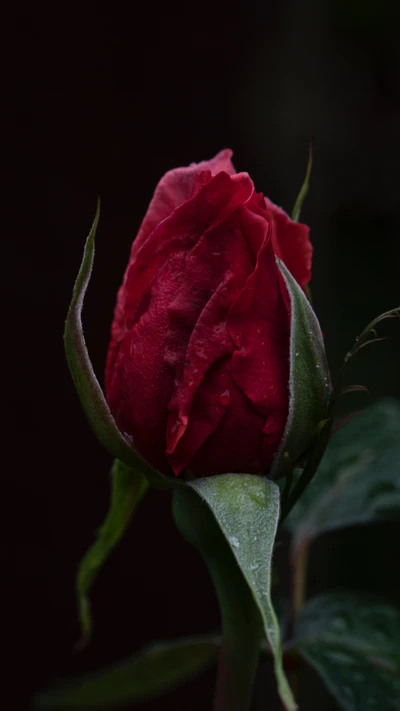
[{"left": 4, "top": 1, "right": 400, "bottom": 709}]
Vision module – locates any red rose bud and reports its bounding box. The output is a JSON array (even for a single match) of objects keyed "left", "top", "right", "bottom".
[{"left": 105, "top": 150, "right": 329, "bottom": 479}]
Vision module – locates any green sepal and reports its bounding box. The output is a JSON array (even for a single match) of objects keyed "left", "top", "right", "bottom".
[
  {"left": 173, "top": 474, "right": 297, "bottom": 711},
  {"left": 76, "top": 459, "right": 149, "bottom": 648},
  {"left": 291, "top": 141, "right": 313, "bottom": 223},
  {"left": 64, "top": 201, "right": 176, "bottom": 490},
  {"left": 290, "top": 143, "right": 313, "bottom": 303},
  {"left": 291, "top": 592, "right": 400, "bottom": 711},
  {"left": 285, "top": 398, "right": 400, "bottom": 549},
  {"left": 33, "top": 634, "right": 219, "bottom": 710},
  {"left": 280, "top": 417, "right": 332, "bottom": 524},
  {"left": 271, "top": 259, "right": 330, "bottom": 478},
  {"left": 331, "top": 306, "right": 400, "bottom": 413}
]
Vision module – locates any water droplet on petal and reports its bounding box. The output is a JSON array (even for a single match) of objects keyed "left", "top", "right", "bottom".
[
  {"left": 196, "top": 349, "right": 207, "bottom": 359},
  {"left": 170, "top": 419, "right": 186, "bottom": 440},
  {"left": 219, "top": 389, "right": 230, "bottom": 407},
  {"left": 171, "top": 420, "right": 180, "bottom": 433}
]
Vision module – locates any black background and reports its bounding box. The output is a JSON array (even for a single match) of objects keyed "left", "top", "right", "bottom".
[{"left": 4, "top": 1, "right": 400, "bottom": 710}]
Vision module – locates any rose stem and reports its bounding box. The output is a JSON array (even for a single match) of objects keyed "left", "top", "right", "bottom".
[
  {"left": 286, "top": 536, "right": 311, "bottom": 702},
  {"left": 209, "top": 552, "right": 263, "bottom": 711},
  {"left": 172, "top": 487, "right": 263, "bottom": 711},
  {"left": 291, "top": 537, "right": 310, "bottom": 619}
]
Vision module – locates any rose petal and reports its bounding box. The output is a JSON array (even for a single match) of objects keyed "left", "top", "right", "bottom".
[
  {"left": 167, "top": 357, "right": 234, "bottom": 476},
  {"left": 131, "top": 149, "right": 236, "bottom": 259},
  {"left": 185, "top": 378, "right": 267, "bottom": 477},
  {"left": 167, "top": 200, "right": 290, "bottom": 476},
  {"left": 264, "top": 197, "right": 312, "bottom": 289},
  {"left": 165, "top": 203, "right": 256, "bottom": 471},
  {"left": 105, "top": 171, "right": 253, "bottom": 470},
  {"left": 124, "top": 172, "right": 253, "bottom": 330},
  {"left": 228, "top": 208, "right": 290, "bottom": 466},
  {"left": 105, "top": 171, "right": 252, "bottom": 393},
  {"left": 105, "top": 153, "right": 306, "bottom": 479},
  {"left": 105, "top": 256, "right": 185, "bottom": 472}
]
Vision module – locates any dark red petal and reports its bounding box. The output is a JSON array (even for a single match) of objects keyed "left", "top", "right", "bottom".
[
  {"left": 105, "top": 171, "right": 253, "bottom": 470},
  {"left": 165, "top": 206, "right": 255, "bottom": 473},
  {"left": 166, "top": 280, "right": 235, "bottom": 471},
  {"left": 105, "top": 170, "right": 254, "bottom": 397},
  {"left": 105, "top": 256, "right": 187, "bottom": 472},
  {"left": 167, "top": 203, "right": 290, "bottom": 477},
  {"left": 167, "top": 357, "right": 234, "bottom": 476},
  {"left": 105, "top": 282, "right": 127, "bottom": 386},
  {"left": 122, "top": 171, "right": 253, "bottom": 331},
  {"left": 264, "top": 197, "right": 312, "bottom": 289},
  {"left": 186, "top": 378, "right": 267, "bottom": 477},
  {"left": 106, "top": 168, "right": 256, "bottom": 392},
  {"left": 227, "top": 208, "right": 290, "bottom": 467},
  {"left": 130, "top": 149, "right": 236, "bottom": 259}
]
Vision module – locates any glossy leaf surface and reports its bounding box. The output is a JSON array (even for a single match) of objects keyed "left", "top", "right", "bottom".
[
  {"left": 286, "top": 399, "right": 400, "bottom": 547},
  {"left": 293, "top": 593, "right": 400, "bottom": 711}
]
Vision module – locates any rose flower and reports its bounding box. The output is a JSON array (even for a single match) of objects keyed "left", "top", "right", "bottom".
[{"left": 105, "top": 150, "right": 312, "bottom": 478}]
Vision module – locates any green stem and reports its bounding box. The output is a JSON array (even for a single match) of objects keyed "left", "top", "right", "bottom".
[
  {"left": 291, "top": 539, "right": 310, "bottom": 619},
  {"left": 173, "top": 487, "right": 263, "bottom": 711},
  {"left": 286, "top": 538, "right": 311, "bottom": 704},
  {"left": 209, "top": 550, "right": 263, "bottom": 711}
]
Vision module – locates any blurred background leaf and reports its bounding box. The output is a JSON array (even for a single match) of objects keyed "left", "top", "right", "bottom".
[
  {"left": 292, "top": 592, "right": 400, "bottom": 711},
  {"left": 286, "top": 399, "right": 400, "bottom": 548},
  {"left": 34, "top": 636, "right": 219, "bottom": 710}
]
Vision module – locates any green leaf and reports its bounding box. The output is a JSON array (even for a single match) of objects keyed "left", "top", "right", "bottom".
[
  {"left": 76, "top": 459, "right": 149, "bottom": 648},
  {"left": 64, "top": 201, "right": 175, "bottom": 490},
  {"left": 181, "top": 474, "right": 297, "bottom": 711},
  {"left": 33, "top": 635, "right": 219, "bottom": 709},
  {"left": 286, "top": 398, "right": 400, "bottom": 548},
  {"left": 272, "top": 259, "right": 331, "bottom": 478},
  {"left": 292, "top": 592, "right": 400, "bottom": 711}
]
